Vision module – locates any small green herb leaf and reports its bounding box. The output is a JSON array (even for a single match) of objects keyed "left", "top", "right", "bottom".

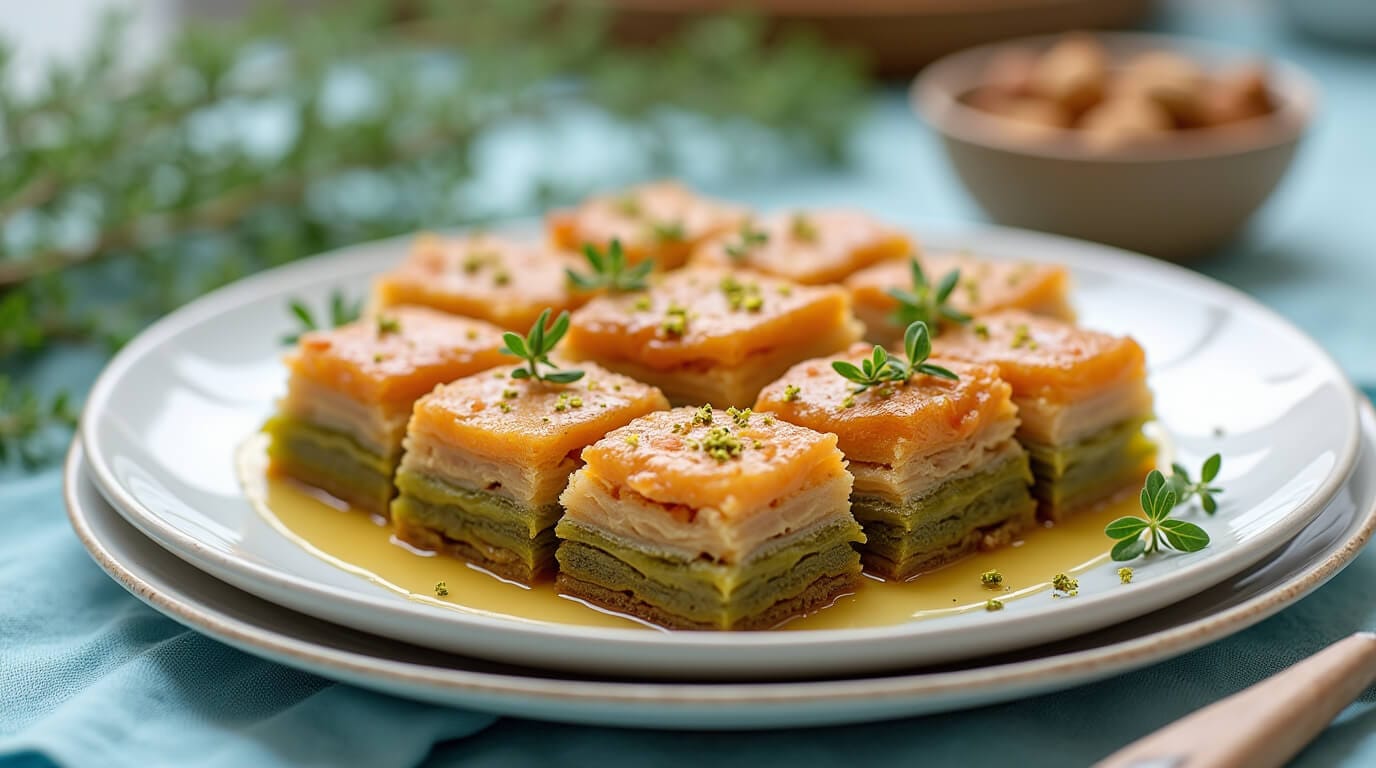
[
  {"left": 567, "top": 239, "right": 653, "bottom": 293},
  {"left": 886, "top": 259, "right": 971, "bottom": 334},
  {"left": 1104, "top": 516, "right": 1149, "bottom": 541},
  {"left": 1111, "top": 537, "right": 1147, "bottom": 562},
  {"left": 501, "top": 309, "right": 584, "bottom": 384},
  {"left": 1158, "top": 519, "right": 1210, "bottom": 552}
]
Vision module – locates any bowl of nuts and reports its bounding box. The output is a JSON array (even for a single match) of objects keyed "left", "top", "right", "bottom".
[{"left": 912, "top": 32, "right": 1317, "bottom": 261}]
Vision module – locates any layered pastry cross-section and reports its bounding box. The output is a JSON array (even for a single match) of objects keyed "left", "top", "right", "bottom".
[
  {"left": 847, "top": 253, "right": 1075, "bottom": 345},
  {"left": 564, "top": 267, "right": 863, "bottom": 408},
  {"left": 266, "top": 306, "right": 508, "bottom": 515},
  {"left": 546, "top": 181, "right": 748, "bottom": 270},
  {"left": 691, "top": 209, "right": 912, "bottom": 285},
  {"left": 556, "top": 405, "right": 864, "bottom": 630},
  {"left": 390, "top": 363, "right": 669, "bottom": 583},
  {"left": 935, "top": 310, "right": 1156, "bottom": 520},
  {"left": 756, "top": 345, "right": 1036, "bottom": 581},
  {"left": 372, "top": 233, "right": 586, "bottom": 331}
]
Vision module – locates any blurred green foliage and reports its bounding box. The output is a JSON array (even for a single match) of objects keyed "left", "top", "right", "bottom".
[{"left": 0, "top": 0, "right": 871, "bottom": 467}]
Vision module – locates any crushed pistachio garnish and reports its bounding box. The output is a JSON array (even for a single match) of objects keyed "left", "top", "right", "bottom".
[
  {"left": 692, "top": 404, "right": 714, "bottom": 425},
  {"left": 761, "top": 414, "right": 776, "bottom": 426},
  {"left": 776, "top": 284, "right": 793, "bottom": 297},
  {"left": 782, "top": 384, "right": 801, "bottom": 402},
  {"left": 985, "top": 598, "right": 1004, "bottom": 612},
  {"left": 461, "top": 252, "right": 491, "bottom": 274},
  {"left": 720, "top": 275, "right": 764, "bottom": 313},
  {"left": 498, "top": 401, "right": 513, "bottom": 413},
  {"left": 980, "top": 569, "right": 1003, "bottom": 588},
  {"left": 1010, "top": 323, "right": 1037, "bottom": 350},
  {"left": 752, "top": 439, "right": 764, "bottom": 449},
  {"left": 790, "top": 213, "right": 819, "bottom": 243},
  {"left": 502, "top": 388, "right": 519, "bottom": 399},
  {"left": 376, "top": 315, "right": 401, "bottom": 336},
  {"left": 632, "top": 295, "right": 652, "bottom": 312},
  {"left": 840, "top": 393, "right": 856, "bottom": 409},
  {"left": 465, "top": 329, "right": 479, "bottom": 341},
  {"left": 623, "top": 433, "right": 641, "bottom": 447},
  {"left": 541, "top": 416, "right": 551, "bottom": 422},
  {"left": 726, "top": 406, "right": 752, "bottom": 427},
  {"left": 652, "top": 221, "right": 686, "bottom": 243},
  {"left": 614, "top": 195, "right": 642, "bottom": 217},
  {"left": 372, "top": 353, "right": 385, "bottom": 363},
  {"left": 612, "top": 384, "right": 622, "bottom": 392},
  {"left": 1118, "top": 567, "right": 1134, "bottom": 584},
  {"left": 433, "top": 581, "right": 449, "bottom": 597},
  {"left": 493, "top": 270, "right": 511, "bottom": 286},
  {"left": 1051, "top": 572, "right": 1079, "bottom": 597},
  {"left": 962, "top": 279, "right": 980, "bottom": 305},
  {"left": 660, "top": 303, "right": 689, "bottom": 337},
  {"left": 973, "top": 322, "right": 990, "bottom": 340},
  {"left": 554, "top": 392, "right": 584, "bottom": 412},
  {"left": 724, "top": 224, "right": 769, "bottom": 261},
  {"left": 700, "top": 426, "right": 744, "bottom": 462}
]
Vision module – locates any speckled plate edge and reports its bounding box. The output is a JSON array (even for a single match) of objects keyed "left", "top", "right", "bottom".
[{"left": 65, "top": 400, "right": 1376, "bottom": 729}]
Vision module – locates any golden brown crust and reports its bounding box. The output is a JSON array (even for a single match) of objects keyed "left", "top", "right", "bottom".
[
  {"left": 691, "top": 210, "right": 911, "bottom": 285},
  {"left": 286, "top": 306, "right": 508, "bottom": 406}
]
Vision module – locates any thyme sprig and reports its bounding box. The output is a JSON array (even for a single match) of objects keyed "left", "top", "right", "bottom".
[
  {"left": 281, "top": 290, "right": 363, "bottom": 344},
  {"left": 1168, "top": 453, "right": 1224, "bottom": 515},
  {"left": 1105, "top": 470, "right": 1211, "bottom": 561},
  {"left": 501, "top": 308, "right": 583, "bottom": 384},
  {"left": 886, "top": 259, "right": 972, "bottom": 332},
  {"left": 831, "top": 321, "right": 958, "bottom": 394},
  {"left": 566, "top": 239, "right": 653, "bottom": 293},
  {"left": 0, "top": 376, "right": 78, "bottom": 469}
]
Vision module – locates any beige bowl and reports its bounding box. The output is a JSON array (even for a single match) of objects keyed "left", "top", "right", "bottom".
[{"left": 912, "top": 33, "right": 1317, "bottom": 261}]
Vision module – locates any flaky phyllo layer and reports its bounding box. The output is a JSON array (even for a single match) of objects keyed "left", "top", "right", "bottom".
[{"left": 556, "top": 466, "right": 863, "bottom": 630}]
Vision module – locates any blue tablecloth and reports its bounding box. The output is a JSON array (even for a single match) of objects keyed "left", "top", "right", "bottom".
[{"left": 4, "top": 2, "right": 1376, "bottom": 767}]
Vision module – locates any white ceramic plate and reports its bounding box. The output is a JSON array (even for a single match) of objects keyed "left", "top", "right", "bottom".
[
  {"left": 79, "top": 223, "right": 1362, "bottom": 678},
  {"left": 65, "top": 400, "right": 1376, "bottom": 728}
]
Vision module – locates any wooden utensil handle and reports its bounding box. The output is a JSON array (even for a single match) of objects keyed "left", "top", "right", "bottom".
[{"left": 1096, "top": 632, "right": 1376, "bottom": 768}]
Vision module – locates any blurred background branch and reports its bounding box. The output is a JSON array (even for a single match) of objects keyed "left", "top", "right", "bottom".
[{"left": 0, "top": 0, "right": 872, "bottom": 466}]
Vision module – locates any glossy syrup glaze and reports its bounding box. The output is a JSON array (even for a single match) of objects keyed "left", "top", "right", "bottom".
[{"left": 238, "top": 436, "right": 1141, "bottom": 631}]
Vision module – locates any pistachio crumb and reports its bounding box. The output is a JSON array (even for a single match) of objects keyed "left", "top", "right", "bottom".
[
  {"left": 752, "top": 439, "right": 764, "bottom": 449},
  {"left": 1010, "top": 323, "right": 1037, "bottom": 350},
  {"left": 790, "top": 213, "right": 818, "bottom": 243},
  {"left": 660, "top": 303, "right": 689, "bottom": 337},
  {"left": 433, "top": 581, "right": 449, "bottom": 597},
  {"left": 973, "top": 322, "right": 990, "bottom": 340},
  {"left": 985, "top": 598, "right": 1004, "bottom": 612},
  {"left": 632, "top": 295, "right": 652, "bottom": 312},
  {"left": 761, "top": 414, "right": 776, "bottom": 426},
  {"left": 372, "top": 353, "right": 385, "bottom": 363},
  {"left": 502, "top": 388, "right": 519, "bottom": 400},
  {"left": 376, "top": 315, "right": 401, "bottom": 335},
  {"left": 465, "top": 329, "right": 478, "bottom": 340},
  {"left": 624, "top": 433, "right": 641, "bottom": 447},
  {"left": 1051, "top": 572, "right": 1079, "bottom": 597},
  {"left": 498, "top": 401, "right": 513, "bottom": 413},
  {"left": 554, "top": 392, "right": 584, "bottom": 412},
  {"left": 1118, "top": 567, "right": 1134, "bottom": 584},
  {"left": 692, "top": 404, "right": 714, "bottom": 425},
  {"left": 726, "top": 406, "right": 752, "bottom": 427},
  {"left": 493, "top": 270, "right": 511, "bottom": 286},
  {"left": 782, "top": 384, "right": 801, "bottom": 402},
  {"left": 776, "top": 284, "right": 793, "bottom": 297},
  {"left": 980, "top": 569, "right": 1003, "bottom": 588},
  {"left": 700, "top": 426, "right": 744, "bottom": 462},
  {"left": 841, "top": 393, "right": 856, "bottom": 409}
]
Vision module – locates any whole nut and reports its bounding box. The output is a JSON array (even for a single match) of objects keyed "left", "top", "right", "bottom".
[
  {"left": 1079, "top": 95, "right": 1173, "bottom": 151},
  {"left": 1029, "top": 33, "right": 1110, "bottom": 116}
]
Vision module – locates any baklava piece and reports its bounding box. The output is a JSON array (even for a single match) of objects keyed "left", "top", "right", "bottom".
[
  {"left": 391, "top": 364, "right": 669, "bottom": 583},
  {"left": 546, "top": 181, "right": 748, "bottom": 270},
  {"left": 372, "top": 233, "right": 584, "bottom": 331},
  {"left": 756, "top": 345, "right": 1036, "bottom": 581},
  {"left": 565, "top": 267, "right": 862, "bottom": 407},
  {"left": 936, "top": 310, "right": 1156, "bottom": 520},
  {"left": 266, "top": 307, "right": 508, "bottom": 515},
  {"left": 691, "top": 210, "right": 912, "bottom": 285},
  {"left": 556, "top": 405, "right": 864, "bottom": 629},
  {"left": 847, "top": 253, "right": 1074, "bottom": 345}
]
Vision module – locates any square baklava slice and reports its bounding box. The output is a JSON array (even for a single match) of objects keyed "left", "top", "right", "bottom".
[
  {"left": 546, "top": 181, "right": 748, "bottom": 270},
  {"left": 373, "top": 233, "right": 585, "bottom": 331},
  {"left": 391, "top": 364, "right": 669, "bottom": 583},
  {"left": 556, "top": 405, "right": 864, "bottom": 630},
  {"left": 266, "top": 306, "right": 508, "bottom": 515},
  {"left": 847, "top": 253, "right": 1074, "bottom": 345},
  {"left": 691, "top": 210, "right": 912, "bottom": 285},
  {"left": 935, "top": 310, "right": 1156, "bottom": 520},
  {"left": 565, "top": 267, "right": 862, "bottom": 407},
  {"left": 756, "top": 345, "right": 1036, "bottom": 581}
]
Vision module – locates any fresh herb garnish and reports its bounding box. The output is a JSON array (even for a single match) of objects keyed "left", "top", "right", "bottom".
[
  {"left": 831, "top": 321, "right": 958, "bottom": 394},
  {"left": 886, "top": 258, "right": 972, "bottom": 332},
  {"left": 724, "top": 224, "right": 769, "bottom": 261},
  {"left": 1105, "top": 470, "right": 1211, "bottom": 561},
  {"left": 1167, "top": 453, "right": 1224, "bottom": 515},
  {"left": 281, "top": 290, "right": 362, "bottom": 344},
  {"left": 501, "top": 308, "right": 584, "bottom": 384},
  {"left": 567, "top": 239, "right": 653, "bottom": 293},
  {"left": 651, "top": 221, "right": 686, "bottom": 243}
]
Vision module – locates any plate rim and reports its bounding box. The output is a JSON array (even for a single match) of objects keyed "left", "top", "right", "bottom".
[
  {"left": 64, "top": 400, "right": 1376, "bottom": 716},
  {"left": 76, "top": 221, "right": 1365, "bottom": 663}
]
